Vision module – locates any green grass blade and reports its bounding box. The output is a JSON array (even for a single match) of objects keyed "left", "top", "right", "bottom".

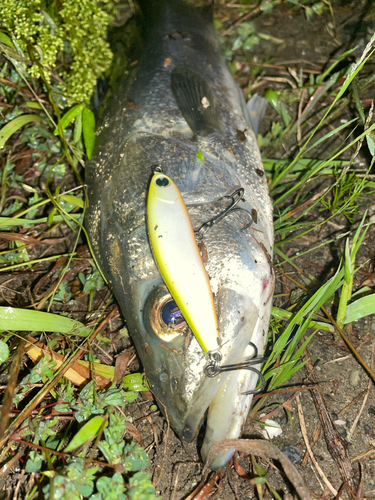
[
  {"left": 0, "top": 114, "right": 44, "bottom": 149},
  {"left": 0, "top": 213, "right": 82, "bottom": 230},
  {"left": 345, "top": 294, "right": 375, "bottom": 323},
  {"left": 82, "top": 107, "right": 95, "bottom": 160},
  {"left": 0, "top": 307, "right": 90, "bottom": 336},
  {"left": 64, "top": 416, "right": 106, "bottom": 452},
  {"left": 0, "top": 340, "right": 9, "bottom": 363},
  {"left": 271, "top": 35, "right": 375, "bottom": 190},
  {"left": 60, "top": 194, "right": 84, "bottom": 209},
  {"left": 304, "top": 118, "right": 358, "bottom": 154},
  {"left": 54, "top": 104, "right": 85, "bottom": 135},
  {"left": 272, "top": 307, "right": 333, "bottom": 332}
]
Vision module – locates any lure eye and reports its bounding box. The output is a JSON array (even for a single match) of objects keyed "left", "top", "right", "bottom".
[
  {"left": 156, "top": 176, "right": 170, "bottom": 187},
  {"left": 143, "top": 285, "right": 186, "bottom": 342}
]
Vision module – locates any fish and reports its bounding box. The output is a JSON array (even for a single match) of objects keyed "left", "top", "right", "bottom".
[{"left": 86, "top": 0, "right": 274, "bottom": 470}]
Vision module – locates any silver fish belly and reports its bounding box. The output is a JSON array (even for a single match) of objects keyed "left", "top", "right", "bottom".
[{"left": 86, "top": 0, "right": 274, "bottom": 469}]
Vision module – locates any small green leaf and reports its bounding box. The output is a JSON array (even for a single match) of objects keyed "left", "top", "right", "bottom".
[
  {"left": 73, "top": 109, "right": 83, "bottom": 144},
  {"left": 82, "top": 107, "right": 96, "bottom": 159},
  {"left": 0, "top": 32, "right": 13, "bottom": 47},
  {"left": 196, "top": 147, "right": 205, "bottom": 161},
  {"left": 0, "top": 340, "right": 9, "bottom": 363},
  {"left": 265, "top": 89, "right": 279, "bottom": 109},
  {"left": 64, "top": 415, "right": 106, "bottom": 452},
  {"left": 366, "top": 134, "right": 375, "bottom": 157},
  {"left": 25, "top": 450, "right": 43, "bottom": 472},
  {"left": 124, "top": 443, "right": 149, "bottom": 472},
  {"left": 252, "top": 458, "right": 267, "bottom": 477},
  {"left": 345, "top": 294, "right": 375, "bottom": 323},
  {"left": 0, "top": 306, "right": 91, "bottom": 336},
  {"left": 20, "top": 183, "right": 38, "bottom": 193},
  {"left": 128, "top": 471, "right": 157, "bottom": 500},
  {"left": 47, "top": 206, "right": 57, "bottom": 226},
  {"left": 252, "top": 477, "right": 267, "bottom": 485},
  {"left": 23, "top": 101, "right": 43, "bottom": 109},
  {"left": 123, "top": 373, "right": 148, "bottom": 391},
  {"left": 0, "top": 114, "right": 44, "bottom": 149},
  {"left": 60, "top": 194, "right": 84, "bottom": 208},
  {"left": 54, "top": 104, "right": 85, "bottom": 135}
]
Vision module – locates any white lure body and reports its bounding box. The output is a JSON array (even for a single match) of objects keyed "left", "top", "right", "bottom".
[{"left": 147, "top": 170, "right": 221, "bottom": 353}]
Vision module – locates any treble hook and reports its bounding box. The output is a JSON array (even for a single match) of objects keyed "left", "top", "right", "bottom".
[
  {"left": 195, "top": 188, "right": 253, "bottom": 239},
  {"left": 204, "top": 342, "right": 267, "bottom": 395}
]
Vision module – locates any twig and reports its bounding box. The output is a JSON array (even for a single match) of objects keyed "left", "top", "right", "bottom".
[
  {"left": 0, "top": 340, "right": 26, "bottom": 439},
  {"left": 152, "top": 395, "right": 170, "bottom": 487},
  {"left": 0, "top": 446, "right": 24, "bottom": 475},
  {"left": 303, "top": 350, "right": 357, "bottom": 492},
  {"left": 204, "top": 439, "right": 310, "bottom": 500},
  {"left": 347, "top": 340, "right": 374, "bottom": 442},
  {"left": 184, "top": 471, "right": 211, "bottom": 500},
  {"left": 296, "top": 394, "right": 338, "bottom": 496},
  {"left": 301, "top": 389, "right": 370, "bottom": 467},
  {"left": 254, "top": 384, "right": 329, "bottom": 400},
  {"left": 10, "top": 438, "right": 122, "bottom": 470},
  {"left": 221, "top": 6, "right": 259, "bottom": 37}
]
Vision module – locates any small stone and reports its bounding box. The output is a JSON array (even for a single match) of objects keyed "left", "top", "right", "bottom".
[
  {"left": 368, "top": 406, "right": 375, "bottom": 416},
  {"left": 349, "top": 370, "right": 361, "bottom": 387},
  {"left": 338, "top": 427, "right": 347, "bottom": 438},
  {"left": 364, "top": 424, "right": 371, "bottom": 435},
  {"left": 281, "top": 445, "right": 302, "bottom": 464},
  {"left": 260, "top": 419, "right": 283, "bottom": 439},
  {"left": 371, "top": 323, "right": 375, "bottom": 331},
  {"left": 331, "top": 411, "right": 339, "bottom": 421}
]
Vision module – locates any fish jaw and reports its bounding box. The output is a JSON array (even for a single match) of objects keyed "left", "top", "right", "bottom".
[{"left": 200, "top": 305, "right": 272, "bottom": 470}]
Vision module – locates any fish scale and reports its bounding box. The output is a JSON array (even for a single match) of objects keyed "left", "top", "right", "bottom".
[{"left": 86, "top": 0, "right": 274, "bottom": 470}]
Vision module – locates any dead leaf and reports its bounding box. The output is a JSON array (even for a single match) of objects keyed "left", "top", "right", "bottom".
[
  {"left": 114, "top": 352, "right": 133, "bottom": 383},
  {"left": 203, "top": 439, "right": 310, "bottom": 500},
  {"left": 125, "top": 422, "right": 143, "bottom": 446},
  {"left": 25, "top": 336, "right": 111, "bottom": 388}
]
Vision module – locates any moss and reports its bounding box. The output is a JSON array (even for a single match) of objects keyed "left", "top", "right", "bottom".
[{"left": 0, "top": 0, "right": 118, "bottom": 103}]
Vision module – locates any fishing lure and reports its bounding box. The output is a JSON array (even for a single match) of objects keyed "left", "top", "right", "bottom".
[
  {"left": 147, "top": 166, "right": 267, "bottom": 393},
  {"left": 147, "top": 166, "right": 221, "bottom": 354}
]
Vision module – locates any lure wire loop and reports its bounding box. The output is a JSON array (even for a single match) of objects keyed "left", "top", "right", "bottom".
[
  {"left": 204, "top": 342, "right": 267, "bottom": 395},
  {"left": 151, "top": 164, "right": 163, "bottom": 174},
  {"left": 195, "top": 187, "right": 253, "bottom": 239}
]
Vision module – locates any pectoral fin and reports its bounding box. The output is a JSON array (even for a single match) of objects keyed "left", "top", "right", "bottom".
[{"left": 171, "top": 67, "right": 222, "bottom": 137}]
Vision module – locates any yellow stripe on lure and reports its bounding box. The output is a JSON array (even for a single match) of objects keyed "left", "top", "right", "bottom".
[{"left": 147, "top": 168, "right": 221, "bottom": 353}]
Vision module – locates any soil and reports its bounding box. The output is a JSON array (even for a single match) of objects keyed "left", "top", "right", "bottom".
[{"left": 1, "top": 0, "right": 375, "bottom": 499}]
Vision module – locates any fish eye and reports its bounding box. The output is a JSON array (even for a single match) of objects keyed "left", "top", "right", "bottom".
[
  {"left": 161, "top": 299, "right": 186, "bottom": 328},
  {"left": 155, "top": 176, "right": 170, "bottom": 187},
  {"left": 143, "top": 285, "right": 185, "bottom": 342}
]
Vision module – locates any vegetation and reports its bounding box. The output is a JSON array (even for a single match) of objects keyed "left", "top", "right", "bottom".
[{"left": 0, "top": 0, "right": 117, "bottom": 103}]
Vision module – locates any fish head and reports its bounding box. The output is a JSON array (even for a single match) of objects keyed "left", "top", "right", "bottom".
[{"left": 96, "top": 188, "right": 273, "bottom": 441}]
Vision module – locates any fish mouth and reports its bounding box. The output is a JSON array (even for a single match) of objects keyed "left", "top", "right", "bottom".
[{"left": 140, "top": 281, "right": 263, "bottom": 444}]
